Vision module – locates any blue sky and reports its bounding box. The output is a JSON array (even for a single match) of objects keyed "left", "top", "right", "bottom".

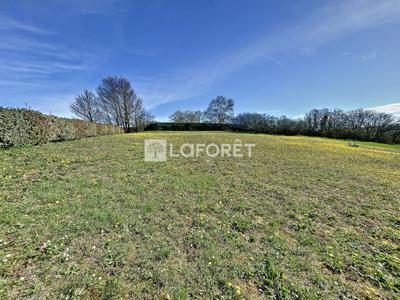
[{"left": 1, "top": 0, "right": 400, "bottom": 120}]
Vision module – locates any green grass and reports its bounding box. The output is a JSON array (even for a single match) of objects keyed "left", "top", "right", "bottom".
[
  {"left": 354, "top": 140, "right": 400, "bottom": 151},
  {"left": 1, "top": 132, "right": 399, "bottom": 299}
]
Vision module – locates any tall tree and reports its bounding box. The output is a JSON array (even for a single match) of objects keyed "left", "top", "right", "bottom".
[
  {"left": 204, "top": 96, "right": 234, "bottom": 124},
  {"left": 70, "top": 90, "right": 100, "bottom": 122},
  {"left": 96, "top": 76, "right": 136, "bottom": 132},
  {"left": 132, "top": 97, "right": 154, "bottom": 131}
]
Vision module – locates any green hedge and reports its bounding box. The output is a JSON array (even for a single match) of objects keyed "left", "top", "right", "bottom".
[
  {"left": 143, "top": 122, "right": 249, "bottom": 132},
  {"left": 0, "top": 107, "right": 123, "bottom": 148}
]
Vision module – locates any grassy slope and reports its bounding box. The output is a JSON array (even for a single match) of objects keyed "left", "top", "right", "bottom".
[{"left": 0, "top": 132, "right": 399, "bottom": 299}]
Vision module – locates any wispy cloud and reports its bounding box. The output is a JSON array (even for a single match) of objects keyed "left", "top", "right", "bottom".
[
  {"left": 0, "top": 59, "right": 90, "bottom": 75},
  {"left": 0, "top": 15, "right": 53, "bottom": 35},
  {"left": 369, "top": 103, "right": 400, "bottom": 117},
  {"left": 0, "top": 35, "right": 87, "bottom": 62},
  {"left": 140, "top": 0, "right": 400, "bottom": 108},
  {"left": 0, "top": 15, "right": 93, "bottom": 88}
]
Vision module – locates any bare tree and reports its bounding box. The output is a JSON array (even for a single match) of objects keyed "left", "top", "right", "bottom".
[
  {"left": 169, "top": 110, "right": 203, "bottom": 123},
  {"left": 132, "top": 97, "right": 154, "bottom": 131},
  {"left": 70, "top": 90, "right": 100, "bottom": 122},
  {"left": 71, "top": 76, "right": 152, "bottom": 131},
  {"left": 96, "top": 76, "right": 136, "bottom": 132},
  {"left": 204, "top": 96, "right": 234, "bottom": 124},
  {"left": 169, "top": 110, "right": 185, "bottom": 123},
  {"left": 234, "top": 113, "right": 273, "bottom": 131}
]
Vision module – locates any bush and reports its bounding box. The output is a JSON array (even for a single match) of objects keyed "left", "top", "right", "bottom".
[{"left": 0, "top": 107, "right": 123, "bottom": 148}]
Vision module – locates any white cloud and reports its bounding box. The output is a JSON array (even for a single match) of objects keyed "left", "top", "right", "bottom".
[
  {"left": 0, "top": 15, "right": 94, "bottom": 90},
  {"left": 368, "top": 103, "right": 400, "bottom": 117},
  {"left": 0, "top": 35, "right": 79, "bottom": 60},
  {"left": 0, "top": 15, "right": 53, "bottom": 35},
  {"left": 0, "top": 59, "right": 90, "bottom": 76}
]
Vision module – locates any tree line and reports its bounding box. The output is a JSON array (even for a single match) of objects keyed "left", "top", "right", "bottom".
[
  {"left": 71, "top": 83, "right": 399, "bottom": 144},
  {"left": 70, "top": 76, "right": 154, "bottom": 132},
  {"left": 168, "top": 96, "right": 400, "bottom": 144},
  {"left": 234, "top": 109, "right": 399, "bottom": 144}
]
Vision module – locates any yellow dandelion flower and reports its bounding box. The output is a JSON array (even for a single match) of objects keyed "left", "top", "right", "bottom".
[{"left": 235, "top": 285, "right": 241, "bottom": 295}]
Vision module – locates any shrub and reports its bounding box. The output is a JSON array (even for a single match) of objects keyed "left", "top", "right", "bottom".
[
  {"left": 0, "top": 107, "right": 123, "bottom": 148},
  {"left": 0, "top": 108, "right": 47, "bottom": 147}
]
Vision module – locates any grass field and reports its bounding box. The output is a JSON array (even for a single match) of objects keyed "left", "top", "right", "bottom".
[{"left": 1, "top": 132, "right": 399, "bottom": 299}]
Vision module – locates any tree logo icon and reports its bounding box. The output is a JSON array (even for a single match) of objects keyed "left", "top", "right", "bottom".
[{"left": 144, "top": 139, "right": 167, "bottom": 161}]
